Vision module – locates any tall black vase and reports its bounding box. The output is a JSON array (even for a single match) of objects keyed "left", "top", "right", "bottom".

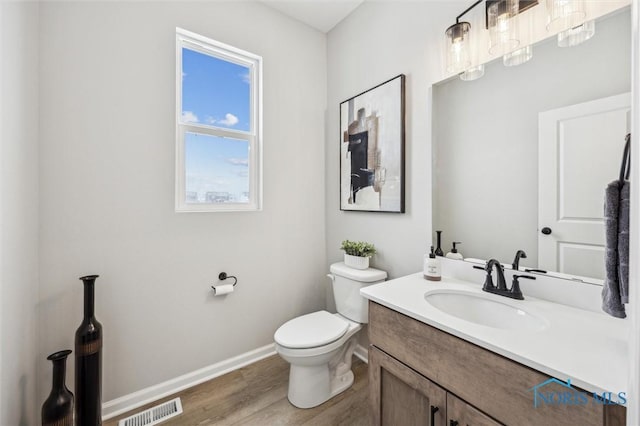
[
  {"left": 42, "top": 350, "right": 74, "bottom": 426},
  {"left": 75, "top": 275, "right": 102, "bottom": 426},
  {"left": 435, "top": 230, "right": 444, "bottom": 256}
]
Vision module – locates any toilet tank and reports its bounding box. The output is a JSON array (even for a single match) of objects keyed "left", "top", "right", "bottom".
[{"left": 329, "top": 262, "right": 387, "bottom": 323}]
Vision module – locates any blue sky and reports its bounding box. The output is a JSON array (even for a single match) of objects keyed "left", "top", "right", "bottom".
[
  {"left": 182, "top": 48, "right": 251, "bottom": 202},
  {"left": 182, "top": 47, "right": 250, "bottom": 131}
]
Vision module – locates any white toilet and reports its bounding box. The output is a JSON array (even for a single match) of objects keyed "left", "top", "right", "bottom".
[{"left": 274, "top": 262, "right": 387, "bottom": 408}]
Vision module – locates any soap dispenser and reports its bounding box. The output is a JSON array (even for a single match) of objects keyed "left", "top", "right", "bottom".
[
  {"left": 445, "top": 242, "right": 463, "bottom": 260},
  {"left": 424, "top": 246, "right": 442, "bottom": 281}
]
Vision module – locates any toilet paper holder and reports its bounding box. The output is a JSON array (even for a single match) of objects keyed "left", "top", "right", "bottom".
[
  {"left": 210, "top": 272, "right": 238, "bottom": 296},
  {"left": 217, "top": 272, "right": 238, "bottom": 287}
]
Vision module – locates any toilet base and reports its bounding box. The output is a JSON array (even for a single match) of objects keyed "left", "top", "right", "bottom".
[
  {"left": 329, "top": 369, "right": 355, "bottom": 398},
  {"left": 286, "top": 337, "right": 358, "bottom": 409}
]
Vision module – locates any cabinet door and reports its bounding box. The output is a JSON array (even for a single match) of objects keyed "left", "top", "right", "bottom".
[
  {"left": 447, "top": 393, "right": 502, "bottom": 426},
  {"left": 369, "top": 345, "right": 447, "bottom": 426}
]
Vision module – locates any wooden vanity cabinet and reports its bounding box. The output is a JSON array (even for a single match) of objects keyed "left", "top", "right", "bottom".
[
  {"left": 369, "top": 346, "right": 447, "bottom": 426},
  {"left": 368, "top": 301, "right": 626, "bottom": 426},
  {"left": 370, "top": 345, "right": 500, "bottom": 426}
]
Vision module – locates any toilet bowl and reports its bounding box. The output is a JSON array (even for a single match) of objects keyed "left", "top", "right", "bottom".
[{"left": 274, "top": 263, "right": 387, "bottom": 408}]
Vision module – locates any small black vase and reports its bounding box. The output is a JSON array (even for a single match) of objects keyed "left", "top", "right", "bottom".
[
  {"left": 41, "top": 350, "right": 74, "bottom": 426},
  {"left": 435, "top": 230, "right": 444, "bottom": 256},
  {"left": 75, "top": 274, "right": 103, "bottom": 426}
]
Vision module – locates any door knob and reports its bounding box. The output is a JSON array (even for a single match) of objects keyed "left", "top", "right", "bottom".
[{"left": 541, "top": 227, "right": 552, "bottom": 235}]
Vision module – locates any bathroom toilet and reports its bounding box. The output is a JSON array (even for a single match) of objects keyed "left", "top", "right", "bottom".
[{"left": 274, "top": 262, "right": 387, "bottom": 408}]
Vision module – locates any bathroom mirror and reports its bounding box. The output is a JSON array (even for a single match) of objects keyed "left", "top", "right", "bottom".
[{"left": 432, "top": 7, "right": 631, "bottom": 283}]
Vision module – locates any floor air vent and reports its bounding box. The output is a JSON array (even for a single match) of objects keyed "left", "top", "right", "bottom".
[{"left": 118, "top": 397, "right": 183, "bottom": 426}]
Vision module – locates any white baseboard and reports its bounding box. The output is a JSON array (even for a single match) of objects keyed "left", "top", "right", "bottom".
[
  {"left": 354, "top": 344, "right": 368, "bottom": 364},
  {"left": 102, "top": 343, "right": 276, "bottom": 420}
]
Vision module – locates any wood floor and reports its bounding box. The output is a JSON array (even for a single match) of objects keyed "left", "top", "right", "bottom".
[{"left": 104, "top": 355, "right": 369, "bottom": 426}]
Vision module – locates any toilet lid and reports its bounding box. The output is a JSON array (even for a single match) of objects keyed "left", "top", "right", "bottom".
[{"left": 274, "top": 311, "right": 349, "bottom": 349}]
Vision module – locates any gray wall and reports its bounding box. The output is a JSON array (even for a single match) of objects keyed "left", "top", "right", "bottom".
[
  {"left": 325, "top": 1, "right": 462, "bottom": 349},
  {"left": 38, "top": 1, "right": 327, "bottom": 402},
  {"left": 326, "top": 1, "right": 461, "bottom": 279},
  {"left": 1, "top": 2, "right": 40, "bottom": 424},
  {"left": 432, "top": 9, "right": 631, "bottom": 267}
]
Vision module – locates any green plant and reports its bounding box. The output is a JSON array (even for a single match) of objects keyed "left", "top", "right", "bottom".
[{"left": 340, "top": 240, "right": 376, "bottom": 258}]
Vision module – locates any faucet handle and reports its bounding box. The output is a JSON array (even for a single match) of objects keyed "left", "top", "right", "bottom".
[
  {"left": 524, "top": 268, "right": 547, "bottom": 274},
  {"left": 483, "top": 274, "right": 495, "bottom": 291},
  {"left": 513, "top": 274, "right": 536, "bottom": 281},
  {"left": 510, "top": 274, "right": 536, "bottom": 300},
  {"left": 472, "top": 265, "right": 495, "bottom": 291}
]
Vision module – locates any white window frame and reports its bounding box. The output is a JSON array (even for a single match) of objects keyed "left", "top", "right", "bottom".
[{"left": 175, "top": 28, "right": 263, "bottom": 212}]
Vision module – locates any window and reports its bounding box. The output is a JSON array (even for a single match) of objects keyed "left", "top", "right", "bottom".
[{"left": 176, "top": 28, "right": 262, "bottom": 212}]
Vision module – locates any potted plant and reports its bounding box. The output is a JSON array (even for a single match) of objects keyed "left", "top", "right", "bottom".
[{"left": 340, "top": 240, "right": 376, "bottom": 270}]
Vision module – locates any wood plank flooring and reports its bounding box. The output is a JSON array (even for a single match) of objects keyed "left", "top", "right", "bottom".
[{"left": 104, "top": 355, "right": 369, "bottom": 426}]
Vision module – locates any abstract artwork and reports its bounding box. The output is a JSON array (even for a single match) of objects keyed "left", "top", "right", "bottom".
[{"left": 340, "top": 75, "right": 405, "bottom": 213}]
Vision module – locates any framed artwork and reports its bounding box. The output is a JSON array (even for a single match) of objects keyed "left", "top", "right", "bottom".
[{"left": 340, "top": 74, "right": 405, "bottom": 213}]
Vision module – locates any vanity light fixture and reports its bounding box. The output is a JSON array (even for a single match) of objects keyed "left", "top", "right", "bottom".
[
  {"left": 545, "top": 0, "right": 587, "bottom": 32},
  {"left": 445, "top": 0, "right": 539, "bottom": 80},
  {"left": 445, "top": 0, "right": 487, "bottom": 77},
  {"left": 445, "top": 20, "right": 472, "bottom": 74},
  {"left": 460, "top": 64, "right": 485, "bottom": 81},
  {"left": 488, "top": 0, "right": 521, "bottom": 55},
  {"left": 503, "top": 45, "right": 533, "bottom": 66},
  {"left": 557, "top": 19, "right": 595, "bottom": 47}
]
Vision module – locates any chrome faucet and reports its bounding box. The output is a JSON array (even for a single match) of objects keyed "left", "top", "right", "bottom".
[
  {"left": 479, "top": 259, "right": 536, "bottom": 300},
  {"left": 512, "top": 250, "right": 527, "bottom": 271}
]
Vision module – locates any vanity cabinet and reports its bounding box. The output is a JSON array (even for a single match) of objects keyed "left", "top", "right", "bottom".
[
  {"left": 369, "top": 346, "right": 447, "bottom": 426},
  {"left": 368, "top": 301, "right": 626, "bottom": 426},
  {"left": 370, "top": 345, "right": 499, "bottom": 426}
]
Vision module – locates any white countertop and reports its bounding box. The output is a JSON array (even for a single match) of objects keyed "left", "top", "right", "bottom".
[{"left": 361, "top": 273, "right": 629, "bottom": 395}]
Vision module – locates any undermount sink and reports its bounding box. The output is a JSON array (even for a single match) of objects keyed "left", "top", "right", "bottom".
[{"left": 424, "top": 290, "right": 549, "bottom": 332}]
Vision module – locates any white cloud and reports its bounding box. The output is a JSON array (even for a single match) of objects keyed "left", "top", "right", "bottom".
[
  {"left": 227, "top": 158, "right": 248, "bottom": 167},
  {"left": 218, "top": 113, "right": 239, "bottom": 127},
  {"left": 205, "top": 116, "right": 217, "bottom": 125},
  {"left": 240, "top": 72, "right": 250, "bottom": 84},
  {"left": 182, "top": 111, "right": 199, "bottom": 123}
]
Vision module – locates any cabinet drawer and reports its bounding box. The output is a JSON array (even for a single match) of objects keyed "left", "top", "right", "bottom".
[{"left": 368, "top": 301, "right": 623, "bottom": 426}]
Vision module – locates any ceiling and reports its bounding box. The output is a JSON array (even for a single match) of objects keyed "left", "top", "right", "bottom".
[{"left": 261, "top": 0, "right": 365, "bottom": 33}]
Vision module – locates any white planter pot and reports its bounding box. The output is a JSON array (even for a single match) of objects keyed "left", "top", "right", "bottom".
[{"left": 344, "top": 254, "right": 369, "bottom": 270}]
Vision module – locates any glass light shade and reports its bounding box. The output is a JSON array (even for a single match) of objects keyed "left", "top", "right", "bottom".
[
  {"left": 445, "top": 22, "right": 471, "bottom": 74},
  {"left": 503, "top": 45, "right": 533, "bottom": 66},
  {"left": 557, "top": 19, "right": 595, "bottom": 47},
  {"left": 460, "top": 65, "right": 485, "bottom": 81},
  {"left": 488, "top": 0, "right": 520, "bottom": 56},
  {"left": 546, "top": 0, "right": 587, "bottom": 32}
]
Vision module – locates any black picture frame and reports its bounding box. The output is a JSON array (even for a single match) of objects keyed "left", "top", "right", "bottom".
[{"left": 339, "top": 74, "right": 406, "bottom": 213}]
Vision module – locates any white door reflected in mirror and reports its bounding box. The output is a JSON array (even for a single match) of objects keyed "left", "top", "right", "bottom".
[{"left": 538, "top": 93, "right": 630, "bottom": 280}]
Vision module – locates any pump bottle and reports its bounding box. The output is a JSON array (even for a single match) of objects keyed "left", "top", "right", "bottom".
[
  {"left": 424, "top": 246, "right": 442, "bottom": 281},
  {"left": 445, "top": 242, "right": 463, "bottom": 260}
]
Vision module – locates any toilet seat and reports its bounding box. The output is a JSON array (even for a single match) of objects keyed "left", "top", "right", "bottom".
[
  {"left": 274, "top": 310, "right": 349, "bottom": 349},
  {"left": 275, "top": 312, "right": 361, "bottom": 359}
]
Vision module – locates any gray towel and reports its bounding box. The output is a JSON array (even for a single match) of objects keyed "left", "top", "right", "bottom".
[
  {"left": 602, "top": 181, "right": 628, "bottom": 318},
  {"left": 619, "top": 181, "right": 630, "bottom": 304}
]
